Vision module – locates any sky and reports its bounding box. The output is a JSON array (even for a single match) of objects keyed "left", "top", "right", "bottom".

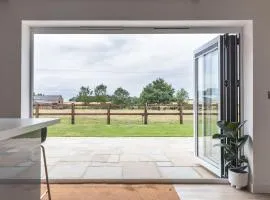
[{"left": 34, "top": 33, "right": 219, "bottom": 101}]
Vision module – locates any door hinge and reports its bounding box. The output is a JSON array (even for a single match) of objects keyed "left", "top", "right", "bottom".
[
  {"left": 236, "top": 80, "right": 240, "bottom": 87},
  {"left": 224, "top": 80, "right": 229, "bottom": 87},
  {"left": 236, "top": 37, "right": 240, "bottom": 45}
]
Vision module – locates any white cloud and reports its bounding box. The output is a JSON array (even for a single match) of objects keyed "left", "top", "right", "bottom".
[{"left": 34, "top": 34, "right": 219, "bottom": 100}]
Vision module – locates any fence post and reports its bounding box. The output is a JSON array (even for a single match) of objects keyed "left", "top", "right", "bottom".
[
  {"left": 144, "top": 103, "right": 148, "bottom": 125},
  {"left": 179, "top": 104, "right": 183, "bottom": 124},
  {"left": 35, "top": 104, "right": 39, "bottom": 118},
  {"left": 71, "top": 103, "right": 75, "bottom": 125},
  {"left": 107, "top": 104, "right": 111, "bottom": 125}
]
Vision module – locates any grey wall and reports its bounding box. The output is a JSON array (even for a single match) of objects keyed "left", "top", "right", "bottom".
[{"left": 0, "top": 0, "right": 270, "bottom": 193}]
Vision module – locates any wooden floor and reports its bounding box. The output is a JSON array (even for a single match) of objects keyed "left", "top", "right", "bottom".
[{"left": 174, "top": 184, "right": 270, "bottom": 200}]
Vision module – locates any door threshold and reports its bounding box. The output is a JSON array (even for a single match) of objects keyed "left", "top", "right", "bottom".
[{"left": 43, "top": 178, "right": 229, "bottom": 184}]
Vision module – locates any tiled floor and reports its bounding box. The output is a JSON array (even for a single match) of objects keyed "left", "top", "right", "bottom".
[{"left": 42, "top": 137, "right": 217, "bottom": 181}]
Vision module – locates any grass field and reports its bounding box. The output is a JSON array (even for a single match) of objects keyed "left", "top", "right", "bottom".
[{"left": 40, "top": 109, "right": 218, "bottom": 137}]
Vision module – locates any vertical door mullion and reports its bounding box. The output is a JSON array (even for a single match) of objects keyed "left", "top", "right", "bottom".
[
  {"left": 224, "top": 35, "right": 239, "bottom": 123},
  {"left": 219, "top": 35, "right": 225, "bottom": 177},
  {"left": 228, "top": 36, "right": 238, "bottom": 122},
  {"left": 221, "top": 34, "right": 240, "bottom": 177},
  {"left": 194, "top": 58, "right": 199, "bottom": 157}
]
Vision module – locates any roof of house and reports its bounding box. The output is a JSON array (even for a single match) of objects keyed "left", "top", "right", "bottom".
[
  {"left": 33, "top": 95, "right": 63, "bottom": 104},
  {"left": 66, "top": 102, "right": 112, "bottom": 105}
]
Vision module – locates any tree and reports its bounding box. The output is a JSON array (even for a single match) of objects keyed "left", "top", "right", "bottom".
[
  {"left": 94, "top": 84, "right": 107, "bottom": 102},
  {"left": 175, "top": 88, "right": 189, "bottom": 124},
  {"left": 175, "top": 88, "right": 189, "bottom": 106},
  {"left": 112, "top": 87, "right": 130, "bottom": 106},
  {"left": 139, "top": 78, "right": 175, "bottom": 104},
  {"left": 69, "top": 97, "right": 77, "bottom": 102},
  {"left": 76, "top": 86, "right": 93, "bottom": 105},
  {"left": 129, "top": 96, "right": 140, "bottom": 106}
]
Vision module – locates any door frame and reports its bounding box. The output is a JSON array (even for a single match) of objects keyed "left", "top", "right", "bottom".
[{"left": 24, "top": 23, "right": 244, "bottom": 180}]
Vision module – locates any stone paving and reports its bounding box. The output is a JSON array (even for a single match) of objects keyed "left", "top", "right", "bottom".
[{"left": 41, "top": 137, "right": 217, "bottom": 181}]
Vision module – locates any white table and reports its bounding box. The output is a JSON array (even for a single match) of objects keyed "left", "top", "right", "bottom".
[
  {"left": 0, "top": 118, "right": 59, "bottom": 141},
  {"left": 0, "top": 118, "right": 59, "bottom": 200}
]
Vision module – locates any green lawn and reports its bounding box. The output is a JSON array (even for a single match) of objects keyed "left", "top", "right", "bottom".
[
  {"left": 47, "top": 115, "right": 195, "bottom": 137},
  {"left": 43, "top": 109, "right": 218, "bottom": 137}
]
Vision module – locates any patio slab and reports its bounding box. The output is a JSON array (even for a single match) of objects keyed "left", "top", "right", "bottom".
[
  {"left": 159, "top": 167, "right": 201, "bottom": 179},
  {"left": 91, "top": 154, "right": 111, "bottom": 162},
  {"left": 156, "top": 161, "right": 174, "bottom": 167},
  {"left": 123, "top": 162, "right": 161, "bottom": 179},
  {"left": 83, "top": 167, "right": 122, "bottom": 179},
  {"left": 42, "top": 137, "right": 217, "bottom": 181},
  {"left": 48, "top": 163, "right": 88, "bottom": 179}
]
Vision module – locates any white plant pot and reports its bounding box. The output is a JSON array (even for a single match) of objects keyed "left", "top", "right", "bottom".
[{"left": 228, "top": 169, "right": 249, "bottom": 190}]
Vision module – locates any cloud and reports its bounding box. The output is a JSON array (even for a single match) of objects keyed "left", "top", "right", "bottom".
[{"left": 34, "top": 34, "right": 218, "bottom": 100}]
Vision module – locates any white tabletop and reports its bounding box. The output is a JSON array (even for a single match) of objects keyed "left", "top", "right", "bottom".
[{"left": 0, "top": 118, "right": 60, "bottom": 141}]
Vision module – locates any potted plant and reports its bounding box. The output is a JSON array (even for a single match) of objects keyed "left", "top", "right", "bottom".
[{"left": 213, "top": 120, "right": 250, "bottom": 189}]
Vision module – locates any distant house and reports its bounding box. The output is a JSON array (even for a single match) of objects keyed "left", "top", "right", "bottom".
[{"left": 33, "top": 95, "right": 64, "bottom": 108}]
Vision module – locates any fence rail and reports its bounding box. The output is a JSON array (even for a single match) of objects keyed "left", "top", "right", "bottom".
[{"left": 34, "top": 103, "right": 218, "bottom": 125}]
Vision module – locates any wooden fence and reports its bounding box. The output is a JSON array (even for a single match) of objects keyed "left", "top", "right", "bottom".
[{"left": 34, "top": 103, "right": 217, "bottom": 125}]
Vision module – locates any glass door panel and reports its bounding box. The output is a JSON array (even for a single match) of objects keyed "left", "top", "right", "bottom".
[
  {"left": 198, "top": 50, "right": 220, "bottom": 164},
  {"left": 194, "top": 37, "right": 222, "bottom": 177}
]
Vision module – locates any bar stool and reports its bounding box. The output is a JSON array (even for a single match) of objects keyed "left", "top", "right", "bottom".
[{"left": 40, "top": 128, "right": 52, "bottom": 200}]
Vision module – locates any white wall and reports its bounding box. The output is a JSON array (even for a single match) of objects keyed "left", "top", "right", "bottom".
[{"left": 0, "top": 0, "right": 270, "bottom": 193}]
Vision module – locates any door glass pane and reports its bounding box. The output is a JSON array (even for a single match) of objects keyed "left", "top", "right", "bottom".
[{"left": 197, "top": 49, "right": 220, "bottom": 166}]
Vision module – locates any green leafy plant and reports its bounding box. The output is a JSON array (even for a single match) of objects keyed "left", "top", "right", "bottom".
[{"left": 213, "top": 120, "right": 250, "bottom": 173}]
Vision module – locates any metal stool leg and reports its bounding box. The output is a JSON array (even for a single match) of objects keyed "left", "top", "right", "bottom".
[{"left": 41, "top": 145, "right": 52, "bottom": 200}]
